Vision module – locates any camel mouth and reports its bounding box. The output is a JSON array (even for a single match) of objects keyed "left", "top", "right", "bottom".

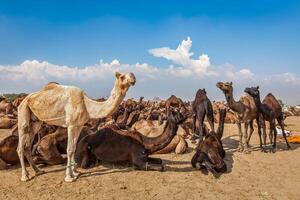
[{"left": 216, "top": 82, "right": 222, "bottom": 88}]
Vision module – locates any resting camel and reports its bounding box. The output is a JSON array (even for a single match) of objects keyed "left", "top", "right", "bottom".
[
  {"left": 32, "top": 127, "right": 93, "bottom": 165},
  {"left": 192, "top": 88, "right": 214, "bottom": 139},
  {"left": 132, "top": 118, "right": 188, "bottom": 154},
  {"left": 17, "top": 71, "right": 136, "bottom": 182},
  {"left": 244, "top": 86, "right": 290, "bottom": 152},
  {"left": 0, "top": 135, "right": 19, "bottom": 169},
  {"left": 191, "top": 108, "right": 227, "bottom": 175},
  {"left": 75, "top": 110, "right": 185, "bottom": 171},
  {"left": 0, "top": 99, "right": 14, "bottom": 115},
  {"left": 0, "top": 116, "right": 17, "bottom": 129},
  {"left": 216, "top": 82, "right": 261, "bottom": 152}
]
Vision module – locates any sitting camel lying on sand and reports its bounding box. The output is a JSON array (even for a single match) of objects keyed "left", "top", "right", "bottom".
[
  {"left": 132, "top": 118, "right": 188, "bottom": 154},
  {"left": 191, "top": 108, "right": 227, "bottom": 175},
  {"left": 75, "top": 110, "right": 185, "bottom": 171},
  {"left": 17, "top": 71, "right": 136, "bottom": 182},
  {"left": 32, "top": 127, "right": 93, "bottom": 165},
  {"left": 0, "top": 135, "right": 19, "bottom": 169}
]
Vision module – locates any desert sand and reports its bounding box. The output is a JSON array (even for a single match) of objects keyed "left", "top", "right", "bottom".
[{"left": 1, "top": 117, "right": 300, "bottom": 200}]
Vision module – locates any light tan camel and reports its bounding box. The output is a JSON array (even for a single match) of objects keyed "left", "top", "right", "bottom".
[
  {"left": 216, "top": 82, "right": 261, "bottom": 152},
  {"left": 17, "top": 71, "right": 136, "bottom": 182}
]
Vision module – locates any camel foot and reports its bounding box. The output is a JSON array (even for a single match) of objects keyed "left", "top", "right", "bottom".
[
  {"left": 237, "top": 145, "right": 244, "bottom": 152},
  {"left": 64, "top": 176, "right": 77, "bottom": 183},
  {"left": 243, "top": 148, "right": 250, "bottom": 154},
  {"left": 72, "top": 170, "right": 81, "bottom": 178},
  {"left": 21, "top": 174, "right": 30, "bottom": 182},
  {"left": 271, "top": 148, "right": 276, "bottom": 153}
]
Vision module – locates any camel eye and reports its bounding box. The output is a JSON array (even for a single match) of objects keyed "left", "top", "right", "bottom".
[{"left": 120, "top": 76, "right": 125, "bottom": 81}]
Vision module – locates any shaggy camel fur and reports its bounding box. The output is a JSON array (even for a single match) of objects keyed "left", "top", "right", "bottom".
[
  {"left": 0, "top": 135, "right": 19, "bottom": 169},
  {"left": 132, "top": 119, "right": 188, "bottom": 154},
  {"left": 244, "top": 87, "right": 290, "bottom": 152},
  {"left": 216, "top": 82, "right": 261, "bottom": 152},
  {"left": 191, "top": 108, "right": 227, "bottom": 175},
  {"left": 192, "top": 88, "right": 214, "bottom": 139},
  {"left": 17, "top": 71, "right": 136, "bottom": 182},
  {"left": 75, "top": 110, "right": 185, "bottom": 170}
]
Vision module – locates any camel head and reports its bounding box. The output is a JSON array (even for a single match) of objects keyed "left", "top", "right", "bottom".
[
  {"left": 216, "top": 81, "right": 233, "bottom": 93},
  {"left": 244, "top": 86, "right": 260, "bottom": 98},
  {"left": 115, "top": 71, "right": 136, "bottom": 92}
]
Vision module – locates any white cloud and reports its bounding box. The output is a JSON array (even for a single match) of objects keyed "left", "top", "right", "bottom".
[
  {"left": 0, "top": 37, "right": 299, "bottom": 105},
  {"left": 149, "top": 37, "right": 217, "bottom": 77}
]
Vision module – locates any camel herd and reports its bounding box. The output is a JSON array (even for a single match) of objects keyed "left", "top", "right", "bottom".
[{"left": 0, "top": 71, "right": 294, "bottom": 182}]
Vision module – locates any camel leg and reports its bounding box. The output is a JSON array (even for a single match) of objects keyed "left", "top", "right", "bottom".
[
  {"left": 65, "top": 125, "right": 83, "bottom": 182},
  {"left": 192, "top": 114, "right": 197, "bottom": 135},
  {"left": 147, "top": 157, "right": 162, "bottom": 164},
  {"left": 17, "top": 130, "right": 30, "bottom": 181},
  {"left": 255, "top": 117, "right": 263, "bottom": 149},
  {"left": 243, "top": 121, "right": 250, "bottom": 153},
  {"left": 272, "top": 121, "right": 277, "bottom": 153},
  {"left": 247, "top": 120, "right": 254, "bottom": 146},
  {"left": 277, "top": 115, "right": 290, "bottom": 150},
  {"left": 237, "top": 121, "right": 243, "bottom": 152},
  {"left": 262, "top": 120, "right": 267, "bottom": 147},
  {"left": 269, "top": 121, "right": 273, "bottom": 146}
]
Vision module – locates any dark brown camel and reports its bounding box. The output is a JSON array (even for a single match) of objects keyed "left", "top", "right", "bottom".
[
  {"left": 0, "top": 135, "right": 19, "bottom": 169},
  {"left": 75, "top": 110, "right": 185, "bottom": 171},
  {"left": 191, "top": 108, "right": 227, "bottom": 176},
  {"left": 244, "top": 86, "right": 290, "bottom": 152},
  {"left": 216, "top": 82, "right": 262, "bottom": 152},
  {"left": 192, "top": 88, "right": 214, "bottom": 139}
]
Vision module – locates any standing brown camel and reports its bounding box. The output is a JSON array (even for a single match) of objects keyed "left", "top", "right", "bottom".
[
  {"left": 244, "top": 86, "right": 290, "bottom": 152},
  {"left": 216, "top": 82, "right": 262, "bottom": 152},
  {"left": 17, "top": 71, "right": 135, "bottom": 182},
  {"left": 192, "top": 88, "right": 214, "bottom": 139}
]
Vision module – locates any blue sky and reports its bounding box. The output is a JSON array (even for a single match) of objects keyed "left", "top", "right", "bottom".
[{"left": 1, "top": 1, "right": 300, "bottom": 104}]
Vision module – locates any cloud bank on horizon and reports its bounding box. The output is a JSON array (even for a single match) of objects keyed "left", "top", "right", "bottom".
[{"left": 0, "top": 37, "right": 299, "bottom": 105}]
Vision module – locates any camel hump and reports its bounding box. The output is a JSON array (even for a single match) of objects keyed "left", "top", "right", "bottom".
[{"left": 43, "top": 82, "right": 60, "bottom": 91}]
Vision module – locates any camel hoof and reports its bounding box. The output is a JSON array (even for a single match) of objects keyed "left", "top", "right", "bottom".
[
  {"left": 21, "top": 175, "right": 30, "bottom": 182},
  {"left": 243, "top": 149, "right": 250, "bottom": 154},
  {"left": 72, "top": 170, "right": 81, "bottom": 178},
  {"left": 64, "top": 176, "right": 76, "bottom": 183}
]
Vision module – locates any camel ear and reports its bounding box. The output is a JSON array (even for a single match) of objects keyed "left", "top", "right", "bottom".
[
  {"left": 256, "top": 86, "right": 259, "bottom": 89},
  {"left": 230, "top": 82, "right": 232, "bottom": 85},
  {"left": 115, "top": 71, "right": 121, "bottom": 78}
]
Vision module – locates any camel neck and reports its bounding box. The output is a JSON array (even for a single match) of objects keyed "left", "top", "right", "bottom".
[
  {"left": 84, "top": 82, "right": 126, "bottom": 119},
  {"left": 225, "top": 91, "right": 241, "bottom": 113}
]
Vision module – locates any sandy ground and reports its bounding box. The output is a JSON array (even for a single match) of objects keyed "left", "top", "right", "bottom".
[{"left": 1, "top": 117, "right": 300, "bottom": 200}]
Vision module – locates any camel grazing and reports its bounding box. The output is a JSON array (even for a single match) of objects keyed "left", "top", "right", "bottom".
[
  {"left": 244, "top": 86, "right": 290, "bottom": 152},
  {"left": 191, "top": 108, "right": 227, "bottom": 175},
  {"left": 75, "top": 110, "right": 185, "bottom": 171},
  {"left": 216, "top": 82, "right": 262, "bottom": 152},
  {"left": 17, "top": 71, "right": 136, "bottom": 182},
  {"left": 0, "top": 135, "right": 19, "bottom": 169},
  {"left": 192, "top": 88, "right": 214, "bottom": 139}
]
